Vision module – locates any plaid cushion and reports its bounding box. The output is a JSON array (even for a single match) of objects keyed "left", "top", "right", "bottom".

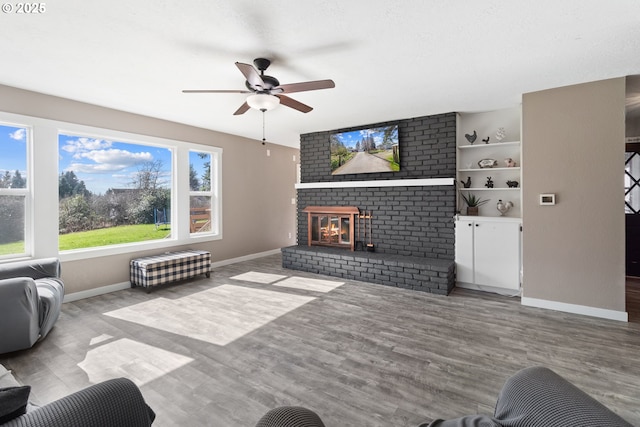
[{"left": 130, "top": 250, "right": 211, "bottom": 288}]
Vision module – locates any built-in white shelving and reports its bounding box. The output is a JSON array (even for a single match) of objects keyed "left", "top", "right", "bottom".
[
  {"left": 456, "top": 108, "right": 522, "bottom": 218},
  {"left": 455, "top": 107, "right": 523, "bottom": 293}
]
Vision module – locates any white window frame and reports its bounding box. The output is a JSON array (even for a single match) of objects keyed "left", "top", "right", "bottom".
[
  {"left": 0, "top": 120, "right": 32, "bottom": 260},
  {"left": 188, "top": 148, "right": 220, "bottom": 236},
  {"left": 0, "top": 111, "right": 222, "bottom": 263}
]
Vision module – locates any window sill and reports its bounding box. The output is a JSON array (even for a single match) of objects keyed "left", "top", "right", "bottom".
[{"left": 59, "top": 233, "right": 222, "bottom": 262}]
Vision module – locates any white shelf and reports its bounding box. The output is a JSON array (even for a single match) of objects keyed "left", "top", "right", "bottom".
[
  {"left": 295, "top": 178, "right": 454, "bottom": 189},
  {"left": 459, "top": 167, "right": 520, "bottom": 172},
  {"left": 458, "top": 141, "right": 520, "bottom": 149},
  {"left": 460, "top": 187, "right": 520, "bottom": 191}
]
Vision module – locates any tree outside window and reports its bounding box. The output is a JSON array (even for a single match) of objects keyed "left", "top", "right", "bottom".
[
  {"left": 58, "top": 134, "right": 173, "bottom": 250},
  {"left": 189, "top": 150, "right": 214, "bottom": 234}
]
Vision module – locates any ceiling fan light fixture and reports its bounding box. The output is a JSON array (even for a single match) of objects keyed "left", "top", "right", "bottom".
[{"left": 246, "top": 93, "right": 280, "bottom": 111}]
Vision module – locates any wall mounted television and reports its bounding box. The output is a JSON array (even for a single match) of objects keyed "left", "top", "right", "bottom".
[{"left": 330, "top": 124, "right": 400, "bottom": 175}]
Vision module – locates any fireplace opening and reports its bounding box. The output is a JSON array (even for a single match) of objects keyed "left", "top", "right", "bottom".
[
  {"left": 303, "top": 206, "right": 359, "bottom": 250},
  {"left": 311, "top": 215, "right": 351, "bottom": 246}
]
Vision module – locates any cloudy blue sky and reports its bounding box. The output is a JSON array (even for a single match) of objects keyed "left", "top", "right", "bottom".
[
  {"left": 333, "top": 127, "right": 398, "bottom": 150},
  {"left": 1, "top": 124, "right": 209, "bottom": 195},
  {"left": 0, "top": 125, "right": 28, "bottom": 184},
  {"left": 58, "top": 133, "right": 173, "bottom": 195}
]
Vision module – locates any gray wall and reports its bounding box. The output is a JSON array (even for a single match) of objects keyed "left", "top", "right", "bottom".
[
  {"left": 0, "top": 84, "right": 300, "bottom": 295},
  {"left": 298, "top": 113, "right": 456, "bottom": 259},
  {"left": 522, "top": 77, "right": 626, "bottom": 312}
]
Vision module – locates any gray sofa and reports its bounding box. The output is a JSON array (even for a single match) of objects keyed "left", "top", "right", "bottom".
[
  {"left": 0, "top": 258, "right": 64, "bottom": 354},
  {"left": 0, "top": 363, "right": 155, "bottom": 426},
  {"left": 255, "top": 367, "right": 632, "bottom": 427}
]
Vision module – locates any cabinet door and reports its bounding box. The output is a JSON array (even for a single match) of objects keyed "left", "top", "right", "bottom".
[
  {"left": 473, "top": 221, "right": 520, "bottom": 290},
  {"left": 455, "top": 220, "right": 475, "bottom": 284}
]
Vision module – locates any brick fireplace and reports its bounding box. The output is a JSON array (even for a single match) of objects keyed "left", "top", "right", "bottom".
[{"left": 283, "top": 112, "right": 458, "bottom": 294}]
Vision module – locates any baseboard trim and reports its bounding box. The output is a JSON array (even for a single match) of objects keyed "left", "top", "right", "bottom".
[
  {"left": 64, "top": 281, "right": 132, "bottom": 303},
  {"left": 63, "top": 248, "right": 283, "bottom": 303},
  {"left": 521, "top": 296, "right": 628, "bottom": 322},
  {"left": 210, "top": 248, "right": 281, "bottom": 268}
]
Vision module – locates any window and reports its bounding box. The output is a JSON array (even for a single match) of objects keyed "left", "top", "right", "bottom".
[
  {"left": 58, "top": 133, "right": 174, "bottom": 251},
  {"left": 626, "top": 150, "right": 640, "bottom": 214},
  {"left": 0, "top": 124, "right": 29, "bottom": 258},
  {"left": 189, "top": 150, "right": 217, "bottom": 235},
  {"left": 0, "top": 110, "right": 222, "bottom": 261}
]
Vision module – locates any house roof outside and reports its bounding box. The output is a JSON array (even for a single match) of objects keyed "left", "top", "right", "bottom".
[{"left": 1, "top": 0, "right": 639, "bottom": 148}]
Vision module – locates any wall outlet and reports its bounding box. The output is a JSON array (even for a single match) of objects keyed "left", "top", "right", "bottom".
[
  {"left": 291, "top": 198, "right": 296, "bottom": 205},
  {"left": 266, "top": 149, "right": 270, "bottom": 157},
  {"left": 292, "top": 155, "right": 296, "bottom": 162},
  {"left": 288, "top": 232, "right": 292, "bottom": 239}
]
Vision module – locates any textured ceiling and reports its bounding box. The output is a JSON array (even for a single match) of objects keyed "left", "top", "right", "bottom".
[{"left": 1, "top": 0, "right": 639, "bottom": 147}]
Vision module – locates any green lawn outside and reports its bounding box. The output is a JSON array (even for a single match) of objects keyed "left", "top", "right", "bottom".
[
  {"left": 0, "top": 224, "right": 171, "bottom": 254},
  {"left": 0, "top": 241, "right": 24, "bottom": 256}
]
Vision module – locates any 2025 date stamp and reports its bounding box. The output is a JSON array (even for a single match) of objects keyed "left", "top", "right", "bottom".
[{"left": 1, "top": 3, "right": 46, "bottom": 13}]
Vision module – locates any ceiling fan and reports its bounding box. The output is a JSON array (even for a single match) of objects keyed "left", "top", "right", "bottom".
[{"left": 182, "top": 58, "right": 335, "bottom": 115}]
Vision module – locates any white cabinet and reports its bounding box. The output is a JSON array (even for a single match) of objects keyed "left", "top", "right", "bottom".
[
  {"left": 457, "top": 108, "right": 522, "bottom": 218},
  {"left": 455, "top": 217, "right": 521, "bottom": 292}
]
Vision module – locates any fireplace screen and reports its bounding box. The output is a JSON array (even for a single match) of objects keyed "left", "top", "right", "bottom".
[
  {"left": 303, "top": 206, "right": 359, "bottom": 250},
  {"left": 310, "top": 215, "right": 351, "bottom": 246}
]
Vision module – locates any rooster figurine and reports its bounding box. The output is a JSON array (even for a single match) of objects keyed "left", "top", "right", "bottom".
[{"left": 464, "top": 130, "right": 477, "bottom": 144}]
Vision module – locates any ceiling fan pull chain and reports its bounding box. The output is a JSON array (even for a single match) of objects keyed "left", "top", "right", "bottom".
[{"left": 262, "top": 110, "right": 267, "bottom": 145}]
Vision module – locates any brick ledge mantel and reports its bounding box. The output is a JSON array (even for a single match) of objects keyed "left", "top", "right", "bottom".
[{"left": 295, "top": 177, "right": 454, "bottom": 190}]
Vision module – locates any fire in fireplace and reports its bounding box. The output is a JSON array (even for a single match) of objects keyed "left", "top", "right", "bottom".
[{"left": 303, "top": 206, "right": 360, "bottom": 250}]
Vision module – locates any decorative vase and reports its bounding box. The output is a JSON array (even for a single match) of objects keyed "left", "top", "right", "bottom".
[
  {"left": 496, "top": 127, "right": 506, "bottom": 142},
  {"left": 496, "top": 200, "right": 513, "bottom": 216},
  {"left": 466, "top": 206, "right": 479, "bottom": 216}
]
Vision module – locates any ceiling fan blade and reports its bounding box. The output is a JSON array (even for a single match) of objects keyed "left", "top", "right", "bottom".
[
  {"left": 182, "top": 89, "right": 252, "bottom": 94},
  {"left": 233, "top": 102, "right": 251, "bottom": 115},
  {"left": 273, "top": 79, "right": 335, "bottom": 94},
  {"left": 276, "top": 95, "right": 313, "bottom": 113},
  {"left": 236, "top": 62, "right": 265, "bottom": 90}
]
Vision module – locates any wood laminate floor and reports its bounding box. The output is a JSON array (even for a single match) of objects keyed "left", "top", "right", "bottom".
[{"left": 2, "top": 254, "right": 640, "bottom": 426}]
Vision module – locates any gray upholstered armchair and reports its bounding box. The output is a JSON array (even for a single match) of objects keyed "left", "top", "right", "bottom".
[{"left": 0, "top": 258, "right": 64, "bottom": 354}]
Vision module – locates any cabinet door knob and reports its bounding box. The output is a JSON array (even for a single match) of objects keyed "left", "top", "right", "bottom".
[
  {"left": 468, "top": 223, "right": 472, "bottom": 227},
  {"left": 475, "top": 223, "right": 479, "bottom": 227}
]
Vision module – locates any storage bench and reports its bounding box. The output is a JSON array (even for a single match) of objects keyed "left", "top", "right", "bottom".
[{"left": 130, "top": 250, "right": 211, "bottom": 292}]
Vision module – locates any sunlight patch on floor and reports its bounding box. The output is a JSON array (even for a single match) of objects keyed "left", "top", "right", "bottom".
[
  {"left": 230, "top": 271, "right": 287, "bottom": 283},
  {"left": 89, "top": 334, "right": 113, "bottom": 346},
  {"left": 104, "top": 285, "right": 315, "bottom": 346},
  {"left": 77, "top": 338, "right": 193, "bottom": 386},
  {"left": 230, "top": 271, "right": 345, "bottom": 293},
  {"left": 274, "top": 276, "right": 344, "bottom": 293}
]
